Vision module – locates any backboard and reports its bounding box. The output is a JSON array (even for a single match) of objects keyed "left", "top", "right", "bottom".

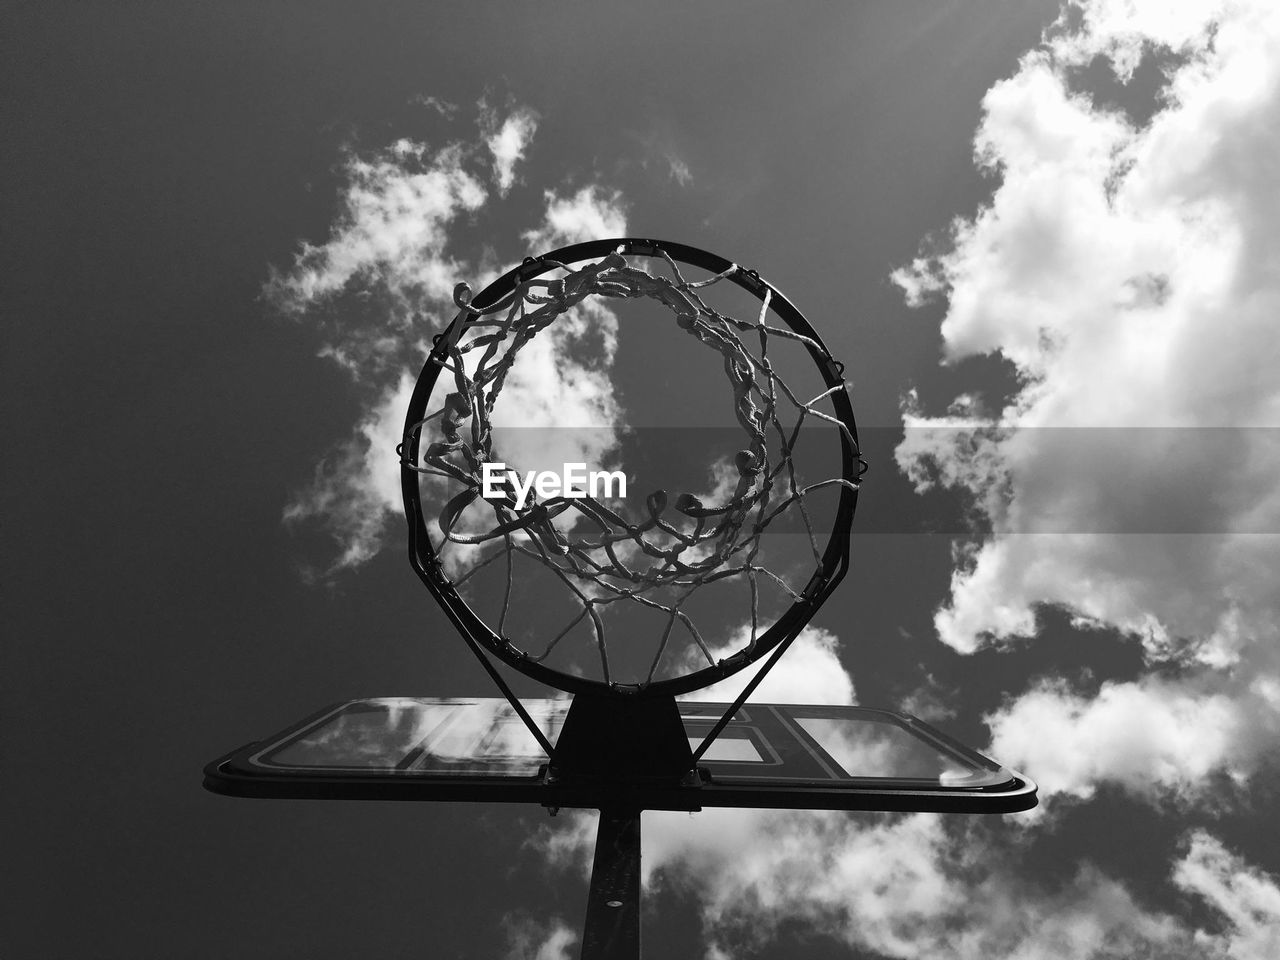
[{"left": 204, "top": 697, "right": 1036, "bottom": 813}]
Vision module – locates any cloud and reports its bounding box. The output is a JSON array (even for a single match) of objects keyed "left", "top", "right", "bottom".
[
  {"left": 502, "top": 915, "right": 577, "bottom": 960},
  {"left": 986, "top": 677, "right": 1247, "bottom": 802},
  {"left": 636, "top": 811, "right": 1198, "bottom": 960},
  {"left": 267, "top": 105, "right": 629, "bottom": 576},
  {"left": 1050, "top": 0, "right": 1234, "bottom": 81},
  {"left": 411, "top": 94, "right": 457, "bottom": 118},
  {"left": 283, "top": 373, "right": 415, "bottom": 573},
  {"left": 893, "top": 0, "right": 1280, "bottom": 799},
  {"left": 678, "top": 625, "right": 856, "bottom": 706},
  {"left": 481, "top": 102, "right": 539, "bottom": 195},
  {"left": 526, "top": 600, "right": 1275, "bottom": 959},
  {"left": 266, "top": 139, "right": 485, "bottom": 321},
  {"left": 540, "top": 802, "right": 1280, "bottom": 959},
  {"left": 533, "top": 713, "right": 1275, "bottom": 958},
  {"left": 667, "top": 154, "right": 692, "bottom": 186},
  {"left": 523, "top": 186, "right": 627, "bottom": 250},
  {"left": 1173, "top": 831, "right": 1280, "bottom": 960}
]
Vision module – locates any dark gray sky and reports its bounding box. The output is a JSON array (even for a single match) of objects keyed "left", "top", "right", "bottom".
[{"left": 7, "top": 2, "right": 1280, "bottom": 958}]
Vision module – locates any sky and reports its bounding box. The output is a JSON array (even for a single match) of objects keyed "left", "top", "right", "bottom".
[{"left": 5, "top": 1, "right": 1280, "bottom": 957}]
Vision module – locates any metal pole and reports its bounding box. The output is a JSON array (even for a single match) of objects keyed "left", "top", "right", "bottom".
[{"left": 580, "top": 808, "right": 642, "bottom": 960}]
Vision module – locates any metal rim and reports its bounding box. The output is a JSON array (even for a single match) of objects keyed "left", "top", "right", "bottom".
[{"left": 400, "top": 238, "right": 861, "bottom": 697}]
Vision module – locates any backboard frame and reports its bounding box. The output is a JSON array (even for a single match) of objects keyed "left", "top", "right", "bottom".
[{"left": 203, "top": 698, "right": 1037, "bottom": 814}]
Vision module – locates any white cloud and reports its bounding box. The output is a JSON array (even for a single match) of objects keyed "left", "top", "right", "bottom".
[
  {"left": 283, "top": 373, "right": 415, "bottom": 573},
  {"left": 540, "top": 806, "right": 1269, "bottom": 960},
  {"left": 1173, "top": 831, "right": 1280, "bottom": 960},
  {"left": 267, "top": 106, "right": 631, "bottom": 575},
  {"left": 502, "top": 915, "right": 577, "bottom": 960},
  {"left": 482, "top": 103, "right": 539, "bottom": 195},
  {"left": 667, "top": 154, "right": 692, "bottom": 186},
  {"left": 679, "top": 625, "right": 856, "bottom": 706},
  {"left": 526, "top": 612, "right": 1273, "bottom": 960},
  {"left": 523, "top": 186, "right": 627, "bottom": 251},
  {"left": 986, "top": 678, "right": 1247, "bottom": 802},
  {"left": 411, "top": 94, "right": 457, "bottom": 118},
  {"left": 893, "top": 0, "right": 1280, "bottom": 798},
  {"left": 1051, "top": 0, "right": 1236, "bottom": 81},
  {"left": 267, "top": 140, "right": 485, "bottom": 318}
]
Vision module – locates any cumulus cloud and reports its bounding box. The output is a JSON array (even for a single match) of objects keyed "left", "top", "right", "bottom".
[
  {"left": 986, "top": 677, "right": 1248, "bottom": 802},
  {"left": 267, "top": 139, "right": 485, "bottom": 322},
  {"left": 266, "top": 105, "right": 628, "bottom": 575},
  {"left": 540, "top": 802, "right": 1280, "bottom": 960},
  {"left": 667, "top": 154, "right": 692, "bottom": 186},
  {"left": 1173, "top": 831, "right": 1280, "bottom": 960},
  {"left": 893, "top": 0, "right": 1280, "bottom": 799},
  {"left": 268, "top": 103, "right": 540, "bottom": 322},
  {"left": 523, "top": 185, "right": 627, "bottom": 250},
  {"left": 527, "top": 577, "right": 1276, "bottom": 959},
  {"left": 481, "top": 102, "right": 539, "bottom": 195},
  {"left": 679, "top": 625, "right": 856, "bottom": 706},
  {"left": 1052, "top": 0, "right": 1234, "bottom": 81},
  {"left": 501, "top": 915, "right": 577, "bottom": 960},
  {"left": 637, "top": 812, "right": 1194, "bottom": 960},
  {"left": 282, "top": 373, "right": 416, "bottom": 572}
]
